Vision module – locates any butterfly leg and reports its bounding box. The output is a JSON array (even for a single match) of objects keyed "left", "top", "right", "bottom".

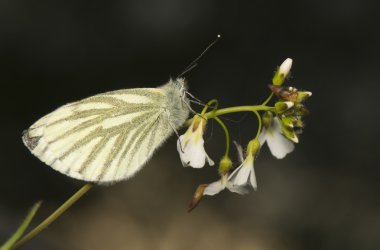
[
  {"left": 165, "top": 109, "right": 185, "bottom": 153},
  {"left": 183, "top": 98, "right": 198, "bottom": 115}
]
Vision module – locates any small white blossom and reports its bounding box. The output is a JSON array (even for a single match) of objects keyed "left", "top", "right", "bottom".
[
  {"left": 259, "top": 117, "right": 295, "bottom": 159},
  {"left": 203, "top": 174, "right": 248, "bottom": 196},
  {"left": 177, "top": 116, "right": 214, "bottom": 168},
  {"left": 229, "top": 154, "right": 257, "bottom": 190}
]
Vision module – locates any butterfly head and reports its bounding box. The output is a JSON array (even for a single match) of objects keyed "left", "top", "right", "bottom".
[{"left": 172, "top": 77, "right": 188, "bottom": 93}]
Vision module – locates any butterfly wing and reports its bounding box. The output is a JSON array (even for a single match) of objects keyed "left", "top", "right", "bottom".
[{"left": 23, "top": 88, "right": 175, "bottom": 184}]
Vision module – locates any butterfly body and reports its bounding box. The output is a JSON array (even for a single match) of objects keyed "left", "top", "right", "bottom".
[{"left": 23, "top": 78, "right": 190, "bottom": 184}]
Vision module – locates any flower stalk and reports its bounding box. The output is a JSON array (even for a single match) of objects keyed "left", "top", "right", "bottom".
[{"left": 184, "top": 105, "right": 274, "bottom": 127}]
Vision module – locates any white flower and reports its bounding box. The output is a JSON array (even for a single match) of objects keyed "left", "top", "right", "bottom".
[
  {"left": 259, "top": 117, "right": 295, "bottom": 159},
  {"left": 228, "top": 139, "right": 260, "bottom": 190},
  {"left": 203, "top": 174, "right": 248, "bottom": 196},
  {"left": 229, "top": 153, "right": 257, "bottom": 190},
  {"left": 177, "top": 116, "right": 214, "bottom": 168},
  {"left": 203, "top": 139, "right": 260, "bottom": 195}
]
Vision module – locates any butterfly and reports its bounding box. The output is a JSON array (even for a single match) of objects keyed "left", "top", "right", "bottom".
[{"left": 22, "top": 78, "right": 190, "bottom": 184}]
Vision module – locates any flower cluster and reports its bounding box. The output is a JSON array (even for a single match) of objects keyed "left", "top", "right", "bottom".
[
  {"left": 260, "top": 85, "right": 312, "bottom": 158},
  {"left": 176, "top": 58, "right": 312, "bottom": 211}
]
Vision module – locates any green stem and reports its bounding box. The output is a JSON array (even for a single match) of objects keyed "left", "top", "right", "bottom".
[
  {"left": 206, "top": 105, "right": 273, "bottom": 118},
  {"left": 262, "top": 92, "right": 274, "bottom": 106},
  {"left": 200, "top": 99, "right": 218, "bottom": 116},
  {"left": 185, "top": 105, "right": 274, "bottom": 126},
  {"left": 11, "top": 184, "right": 93, "bottom": 250},
  {"left": 252, "top": 110, "right": 262, "bottom": 139},
  {"left": 214, "top": 116, "right": 230, "bottom": 157},
  {"left": 1, "top": 202, "right": 42, "bottom": 250}
]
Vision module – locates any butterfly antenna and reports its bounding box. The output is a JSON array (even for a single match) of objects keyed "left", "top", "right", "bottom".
[{"left": 177, "top": 34, "right": 221, "bottom": 78}]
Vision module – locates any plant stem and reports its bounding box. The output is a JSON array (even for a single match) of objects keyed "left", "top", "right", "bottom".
[
  {"left": 262, "top": 92, "right": 274, "bottom": 106},
  {"left": 252, "top": 110, "right": 262, "bottom": 139},
  {"left": 11, "top": 184, "right": 93, "bottom": 250},
  {"left": 185, "top": 105, "right": 274, "bottom": 126},
  {"left": 214, "top": 116, "right": 230, "bottom": 157},
  {"left": 0, "top": 202, "right": 41, "bottom": 250}
]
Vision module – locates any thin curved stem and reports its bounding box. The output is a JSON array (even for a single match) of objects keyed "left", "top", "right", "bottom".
[
  {"left": 262, "top": 92, "right": 274, "bottom": 106},
  {"left": 214, "top": 116, "right": 230, "bottom": 157},
  {"left": 200, "top": 99, "right": 218, "bottom": 116},
  {"left": 11, "top": 184, "right": 93, "bottom": 250},
  {"left": 252, "top": 110, "right": 262, "bottom": 139}
]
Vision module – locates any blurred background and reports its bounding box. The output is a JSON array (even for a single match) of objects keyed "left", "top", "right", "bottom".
[{"left": 1, "top": 0, "right": 379, "bottom": 249}]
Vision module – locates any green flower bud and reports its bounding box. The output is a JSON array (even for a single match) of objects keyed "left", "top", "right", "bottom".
[
  {"left": 281, "top": 125, "right": 299, "bottom": 143},
  {"left": 296, "top": 91, "right": 312, "bottom": 103},
  {"left": 293, "top": 119, "right": 304, "bottom": 128},
  {"left": 281, "top": 116, "right": 296, "bottom": 128},
  {"left": 293, "top": 103, "right": 309, "bottom": 116},
  {"left": 281, "top": 116, "right": 304, "bottom": 128},
  {"left": 262, "top": 111, "right": 274, "bottom": 129},
  {"left": 275, "top": 101, "right": 294, "bottom": 113}
]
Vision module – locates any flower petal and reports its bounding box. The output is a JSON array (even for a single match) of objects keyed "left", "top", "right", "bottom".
[
  {"left": 230, "top": 159, "right": 253, "bottom": 186},
  {"left": 266, "top": 132, "right": 295, "bottom": 159},
  {"left": 226, "top": 184, "right": 249, "bottom": 195},
  {"left": 263, "top": 118, "right": 295, "bottom": 159},
  {"left": 267, "top": 124, "right": 294, "bottom": 159},
  {"left": 205, "top": 153, "right": 215, "bottom": 166},
  {"left": 177, "top": 134, "right": 208, "bottom": 168},
  {"left": 249, "top": 166, "right": 257, "bottom": 190},
  {"left": 203, "top": 181, "right": 225, "bottom": 196},
  {"left": 233, "top": 141, "right": 245, "bottom": 163},
  {"left": 258, "top": 128, "right": 268, "bottom": 146},
  {"left": 177, "top": 136, "right": 185, "bottom": 154}
]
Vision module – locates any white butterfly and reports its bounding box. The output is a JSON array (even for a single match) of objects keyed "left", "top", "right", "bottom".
[{"left": 22, "top": 78, "right": 190, "bottom": 184}]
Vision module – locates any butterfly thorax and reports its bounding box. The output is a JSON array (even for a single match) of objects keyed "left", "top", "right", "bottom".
[{"left": 160, "top": 78, "right": 190, "bottom": 129}]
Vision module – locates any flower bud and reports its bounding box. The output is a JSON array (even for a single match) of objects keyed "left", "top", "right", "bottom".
[
  {"left": 272, "top": 58, "right": 293, "bottom": 86},
  {"left": 262, "top": 111, "right": 274, "bottom": 129},
  {"left": 296, "top": 91, "right": 312, "bottom": 103},
  {"left": 293, "top": 103, "right": 309, "bottom": 116},
  {"left": 281, "top": 125, "right": 299, "bottom": 143},
  {"left": 281, "top": 116, "right": 296, "bottom": 128},
  {"left": 275, "top": 101, "right": 294, "bottom": 113},
  {"left": 293, "top": 119, "right": 304, "bottom": 128},
  {"left": 282, "top": 116, "right": 304, "bottom": 129}
]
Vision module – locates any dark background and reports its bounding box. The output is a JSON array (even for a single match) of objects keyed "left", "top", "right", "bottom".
[{"left": 1, "top": 0, "right": 379, "bottom": 249}]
